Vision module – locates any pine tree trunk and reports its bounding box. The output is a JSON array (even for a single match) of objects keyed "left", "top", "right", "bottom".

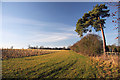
[{"left": 98, "top": 17, "right": 106, "bottom": 55}]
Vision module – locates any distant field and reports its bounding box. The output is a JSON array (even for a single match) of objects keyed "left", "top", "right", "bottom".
[
  {"left": 2, "top": 49, "right": 62, "bottom": 59},
  {"left": 2, "top": 50, "right": 119, "bottom": 78}
]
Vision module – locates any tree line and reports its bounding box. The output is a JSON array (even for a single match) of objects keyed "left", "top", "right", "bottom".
[
  {"left": 28, "top": 45, "right": 70, "bottom": 50},
  {"left": 106, "top": 45, "right": 120, "bottom": 52}
]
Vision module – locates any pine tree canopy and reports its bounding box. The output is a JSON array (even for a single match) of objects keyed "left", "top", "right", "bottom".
[{"left": 75, "top": 4, "right": 110, "bottom": 37}]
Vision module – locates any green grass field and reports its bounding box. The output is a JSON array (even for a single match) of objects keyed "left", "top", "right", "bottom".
[{"left": 2, "top": 50, "right": 119, "bottom": 78}]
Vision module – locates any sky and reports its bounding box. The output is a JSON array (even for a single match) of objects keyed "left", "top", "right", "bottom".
[{"left": 1, "top": 2, "right": 118, "bottom": 49}]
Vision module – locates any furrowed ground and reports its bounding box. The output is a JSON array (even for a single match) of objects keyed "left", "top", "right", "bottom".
[{"left": 2, "top": 50, "right": 119, "bottom": 78}]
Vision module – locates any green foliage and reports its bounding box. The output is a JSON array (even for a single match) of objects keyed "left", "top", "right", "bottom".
[
  {"left": 70, "top": 34, "right": 103, "bottom": 56},
  {"left": 75, "top": 4, "right": 110, "bottom": 37}
]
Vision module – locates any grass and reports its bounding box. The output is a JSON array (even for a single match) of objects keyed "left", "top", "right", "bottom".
[{"left": 2, "top": 50, "right": 119, "bottom": 78}]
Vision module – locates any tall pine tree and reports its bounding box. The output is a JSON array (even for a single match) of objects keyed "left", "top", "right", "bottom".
[{"left": 75, "top": 4, "right": 110, "bottom": 54}]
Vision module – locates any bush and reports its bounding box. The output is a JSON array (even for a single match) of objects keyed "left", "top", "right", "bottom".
[{"left": 70, "top": 34, "right": 103, "bottom": 56}]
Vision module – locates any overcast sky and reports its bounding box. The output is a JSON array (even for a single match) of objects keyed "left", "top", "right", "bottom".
[{"left": 1, "top": 2, "right": 118, "bottom": 49}]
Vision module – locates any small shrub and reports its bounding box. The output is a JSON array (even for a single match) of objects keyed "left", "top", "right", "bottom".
[{"left": 70, "top": 34, "right": 103, "bottom": 56}]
